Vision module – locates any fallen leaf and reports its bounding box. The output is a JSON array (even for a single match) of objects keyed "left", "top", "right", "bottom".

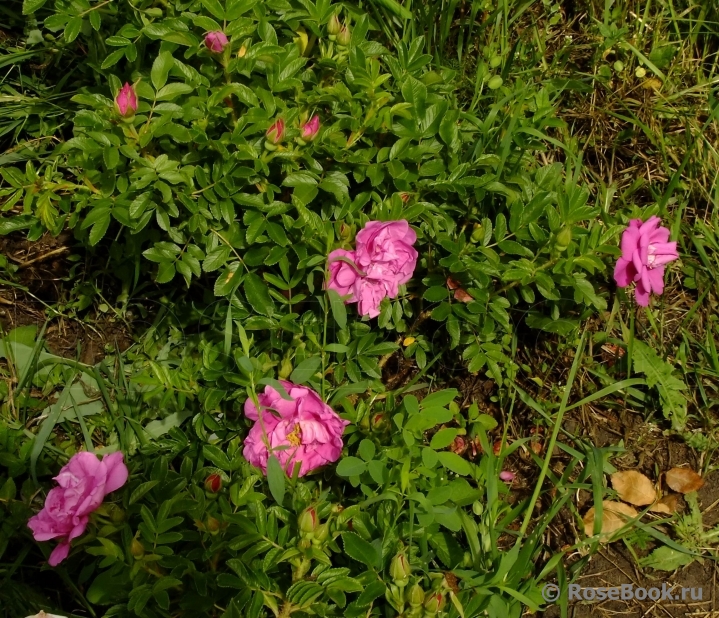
[
  {"left": 665, "top": 467, "right": 704, "bottom": 494},
  {"left": 446, "top": 276, "right": 462, "bottom": 290},
  {"left": 641, "top": 78, "right": 662, "bottom": 91},
  {"left": 649, "top": 494, "right": 679, "bottom": 515},
  {"left": 611, "top": 470, "right": 657, "bottom": 506},
  {"left": 454, "top": 288, "right": 473, "bottom": 303},
  {"left": 583, "top": 501, "right": 638, "bottom": 538}
]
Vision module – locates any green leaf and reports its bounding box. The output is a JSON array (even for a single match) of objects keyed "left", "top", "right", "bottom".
[
  {"left": 437, "top": 452, "right": 472, "bottom": 476},
  {"left": 266, "top": 455, "right": 285, "bottom": 505},
  {"left": 327, "top": 288, "right": 347, "bottom": 330},
  {"left": 203, "top": 246, "right": 231, "bottom": 272},
  {"left": 155, "top": 82, "right": 194, "bottom": 101},
  {"left": 203, "top": 444, "right": 231, "bottom": 470},
  {"left": 336, "top": 457, "right": 367, "bottom": 477},
  {"left": 289, "top": 356, "right": 321, "bottom": 384},
  {"left": 430, "top": 428, "right": 459, "bottom": 450},
  {"left": 202, "top": 0, "right": 226, "bottom": 19},
  {"left": 129, "top": 480, "right": 159, "bottom": 505},
  {"left": 23, "top": 0, "right": 48, "bottom": 14},
  {"left": 244, "top": 272, "right": 275, "bottom": 316},
  {"left": 342, "top": 532, "right": 380, "bottom": 569},
  {"left": 358, "top": 439, "right": 376, "bottom": 461},
  {"left": 64, "top": 16, "right": 83, "bottom": 43},
  {"left": 151, "top": 52, "right": 174, "bottom": 90}
]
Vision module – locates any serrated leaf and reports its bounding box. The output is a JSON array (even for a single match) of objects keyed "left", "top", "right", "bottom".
[
  {"left": 327, "top": 288, "right": 347, "bottom": 330},
  {"left": 342, "top": 532, "right": 380, "bottom": 569},
  {"left": 244, "top": 272, "right": 274, "bottom": 316},
  {"left": 151, "top": 51, "right": 174, "bottom": 90}
]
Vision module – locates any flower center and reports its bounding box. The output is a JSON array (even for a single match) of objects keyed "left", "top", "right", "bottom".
[
  {"left": 646, "top": 244, "right": 657, "bottom": 268},
  {"left": 287, "top": 423, "right": 302, "bottom": 447}
]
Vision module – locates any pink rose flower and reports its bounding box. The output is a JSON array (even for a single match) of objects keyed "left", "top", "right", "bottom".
[
  {"left": 266, "top": 118, "right": 285, "bottom": 144},
  {"left": 614, "top": 216, "right": 678, "bottom": 306},
  {"left": 243, "top": 381, "right": 350, "bottom": 477},
  {"left": 327, "top": 249, "right": 360, "bottom": 301},
  {"left": 300, "top": 115, "right": 320, "bottom": 141},
  {"left": 27, "top": 452, "right": 128, "bottom": 566},
  {"left": 115, "top": 83, "right": 137, "bottom": 118},
  {"left": 205, "top": 31, "right": 229, "bottom": 53},
  {"left": 325, "top": 220, "right": 418, "bottom": 319}
]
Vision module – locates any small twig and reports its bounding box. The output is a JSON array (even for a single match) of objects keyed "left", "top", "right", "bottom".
[
  {"left": 0, "top": 296, "right": 13, "bottom": 305},
  {"left": 7, "top": 246, "right": 69, "bottom": 269}
]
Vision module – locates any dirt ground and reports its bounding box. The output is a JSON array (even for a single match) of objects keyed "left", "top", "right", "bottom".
[{"left": 0, "top": 232, "right": 133, "bottom": 363}]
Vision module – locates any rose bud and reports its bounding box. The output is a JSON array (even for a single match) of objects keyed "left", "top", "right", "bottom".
[
  {"left": 204, "top": 473, "right": 222, "bottom": 493},
  {"left": 205, "top": 31, "right": 229, "bottom": 53},
  {"left": 311, "top": 523, "right": 329, "bottom": 545},
  {"left": 408, "top": 583, "right": 425, "bottom": 607},
  {"left": 424, "top": 591, "right": 446, "bottom": 614},
  {"left": 131, "top": 538, "right": 145, "bottom": 559},
  {"left": 300, "top": 115, "right": 320, "bottom": 141},
  {"left": 337, "top": 24, "right": 351, "bottom": 46},
  {"left": 115, "top": 82, "right": 138, "bottom": 118},
  {"left": 206, "top": 516, "right": 221, "bottom": 534},
  {"left": 327, "top": 13, "right": 341, "bottom": 36},
  {"left": 266, "top": 118, "right": 285, "bottom": 145},
  {"left": 555, "top": 226, "right": 572, "bottom": 251},
  {"left": 390, "top": 552, "right": 411, "bottom": 587},
  {"left": 298, "top": 507, "right": 318, "bottom": 534}
]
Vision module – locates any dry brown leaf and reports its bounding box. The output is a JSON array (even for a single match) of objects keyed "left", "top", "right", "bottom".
[
  {"left": 649, "top": 494, "right": 679, "bottom": 515},
  {"left": 453, "top": 288, "right": 473, "bottom": 303},
  {"left": 583, "top": 501, "right": 638, "bottom": 538},
  {"left": 665, "top": 467, "right": 704, "bottom": 494},
  {"left": 446, "top": 277, "right": 461, "bottom": 290},
  {"left": 611, "top": 470, "right": 657, "bottom": 506}
]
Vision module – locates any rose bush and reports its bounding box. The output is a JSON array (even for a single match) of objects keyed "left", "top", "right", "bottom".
[{"left": 0, "top": 0, "right": 687, "bottom": 615}]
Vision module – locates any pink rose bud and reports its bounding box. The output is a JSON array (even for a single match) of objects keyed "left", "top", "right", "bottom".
[
  {"left": 266, "top": 118, "right": 285, "bottom": 144},
  {"left": 301, "top": 115, "right": 320, "bottom": 141},
  {"left": 613, "top": 216, "right": 679, "bottom": 307},
  {"left": 205, "top": 31, "right": 229, "bottom": 53},
  {"left": 499, "top": 470, "right": 515, "bottom": 483},
  {"left": 115, "top": 82, "right": 137, "bottom": 118}
]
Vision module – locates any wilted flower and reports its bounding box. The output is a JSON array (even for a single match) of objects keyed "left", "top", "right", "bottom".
[
  {"left": 243, "top": 381, "right": 350, "bottom": 477},
  {"left": 614, "top": 216, "right": 678, "bottom": 306},
  {"left": 24, "top": 613, "right": 66, "bottom": 618},
  {"left": 266, "top": 118, "right": 285, "bottom": 144},
  {"left": 204, "top": 31, "right": 229, "bottom": 53},
  {"left": 300, "top": 115, "right": 320, "bottom": 141},
  {"left": 115, "top": 82, "right": 137, "bottom": 118},
  {"left": 27, "top": 452, "right": 128, "bottom": 566}
]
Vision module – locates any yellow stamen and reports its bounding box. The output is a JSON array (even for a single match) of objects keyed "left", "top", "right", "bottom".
[{"left": 287, "top": 424, "right": 302, "bottom": 447}]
